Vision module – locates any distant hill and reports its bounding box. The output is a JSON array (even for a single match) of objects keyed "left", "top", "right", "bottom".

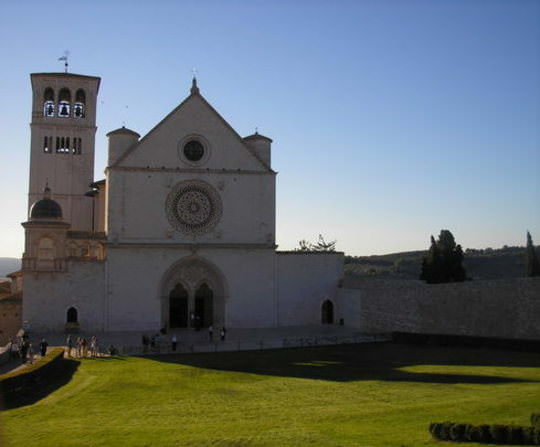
[
  {"left": 345, "top": 245, "right": 539, "bottom": 280},
  {"left": 0, "top": 258, "right": 21, "bottom": 279}
]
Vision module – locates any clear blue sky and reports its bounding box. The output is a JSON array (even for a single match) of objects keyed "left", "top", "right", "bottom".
[{"left": 1, "top": 0, "right": 539, "bottom": 257}]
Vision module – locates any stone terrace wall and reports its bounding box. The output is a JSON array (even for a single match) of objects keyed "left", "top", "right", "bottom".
[{"left": 339, "top": 277, "right": 540, "bottom": 340}]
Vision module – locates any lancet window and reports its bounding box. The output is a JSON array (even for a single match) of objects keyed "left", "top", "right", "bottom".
[
  {"left": 58, "top": 88, "right": 71, "bottom": 117},
  {"left": 54, "top": 136, "right": 82, "bottom": 154},
  {"left": 43, "top": 88, "right": 55, "bottom": 117},
  {"left": 74, "top": 89, "right": 86, "bottom": 118}
]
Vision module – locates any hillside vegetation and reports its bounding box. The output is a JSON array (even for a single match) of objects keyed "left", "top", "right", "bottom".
[{"left": 345, "top": 246, "right": 539, "bottom": 280}]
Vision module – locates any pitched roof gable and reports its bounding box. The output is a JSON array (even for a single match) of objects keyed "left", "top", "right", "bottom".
[{"left": 111, "top": 91, "right": 272, "bottom": 171}]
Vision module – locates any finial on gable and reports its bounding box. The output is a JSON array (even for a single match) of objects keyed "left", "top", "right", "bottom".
[
  {"left": 190, "top": 68, "right": 200, "bottom": 95},
  {"left": 191, "top": 76, "right": 200, "bottom": 95}
]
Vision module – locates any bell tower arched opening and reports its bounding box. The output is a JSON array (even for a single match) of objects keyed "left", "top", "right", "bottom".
[
  {"left": 43, "top": 87, "right": 55, "bottom": 117},
  {"left": 58, "top": 88, "right": 71, "bottom": 117}
]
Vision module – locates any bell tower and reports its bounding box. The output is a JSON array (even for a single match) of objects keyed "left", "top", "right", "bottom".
[{"left": 28, "top": 72, "right": 101, "bottom": 231}]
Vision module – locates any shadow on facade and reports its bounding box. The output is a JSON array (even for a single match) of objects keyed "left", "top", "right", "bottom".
[{"left": 145, "top": 343, "right": 540, "bottom": 384}]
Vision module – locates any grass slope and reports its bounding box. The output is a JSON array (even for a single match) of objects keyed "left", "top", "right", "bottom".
[{"left": 2, "top": 343, "right": 540, "bottom": 446}]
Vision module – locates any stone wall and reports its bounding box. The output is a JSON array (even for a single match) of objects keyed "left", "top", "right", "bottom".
[
  {"left": 339, "top": 277, "right": 540, "bottom": 340},
  {"left": 22, "top": 260, "right": 106, "bottom": 332},
  {"left": 0, "top": 295, "right": 22, "bottom": 345},
  {"left": 277, "top": 252, "right": 343, "bottom": 326}
]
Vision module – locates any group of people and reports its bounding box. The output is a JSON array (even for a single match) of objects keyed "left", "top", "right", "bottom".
[
  {"left": 7, "top": 334, "right": 49, "bottom": 364},
  {"left": 141, "top": 325, "right": 228, "bottom": 353},
  {"left": 65, "top": 335, "right": 100, "bottom": 358}
]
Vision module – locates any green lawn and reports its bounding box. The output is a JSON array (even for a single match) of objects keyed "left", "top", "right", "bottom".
[{"left": 2, "top": 343, "right": 539, "bottom": 446}]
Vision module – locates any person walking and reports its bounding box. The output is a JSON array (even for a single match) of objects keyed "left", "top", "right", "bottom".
[
  {"left": 39, "top": 338, "right": 48, "bottom": 357},
  {"left": 90, "top": 336, "right": 97, "bottom": 357},
  {"left": 208, "top": 325, "right": 213, "bottom": 342},
  {"left": 82, "top": 337, "right": 88, "bottom": 357},
  {"left": 220, "top": 326, "right": 226, "bottom": 342},
  {"left": 66, "top": 335, "right": 73, "bottom": 358},
  {"left": 171, "top": 334, "right": 177, "bottom": 352},
  {"left": 19, "top": 339, "right": 29, "bottom": 363},
  {"left": 9, "top": 338, "right": 18, "bottom": 361},
  {"left": 27, "top": 343, "right": 35, "bottom": 364}
]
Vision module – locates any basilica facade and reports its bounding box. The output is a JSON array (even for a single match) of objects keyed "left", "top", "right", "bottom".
[{"left": 22, "top": 72, "right": 343, "bottom": 333}]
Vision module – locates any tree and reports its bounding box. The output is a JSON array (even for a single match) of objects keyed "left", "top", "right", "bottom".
[
  {"left": 296, "top": 235, "right": 336, "bottom": 252},
  {"left": 526, "top": 231, "right": 540, "bottom": 277},
  {"left": 420, "top": 230, "right": 466, "bottom": 283}
]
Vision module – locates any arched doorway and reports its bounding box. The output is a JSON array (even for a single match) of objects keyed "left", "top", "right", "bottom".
[
  {"left": 169, "top": 283, "right": 189, "bottom": 328},
  {"left": 160, "top": 257, "right": 227, "bottom": 330},
  {"left": 195, "top": 283, "right": 213, "bottom": 328},
  {"left": 321, "top": 300, "right": 334, "bottom": 324},
  {"left": 67, "top": 307, "right": 78, "bottom": 323}
]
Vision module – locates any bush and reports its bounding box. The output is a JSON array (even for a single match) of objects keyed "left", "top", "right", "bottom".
[
  {"left": 534, "top": 428, "right": 540, "bottom": 445},
  {"left": 507, "top": 426, "right": 524, "bottom": 445},
  {"left": 522, "top": 426, "right": 535, "bottom": 445},
  {"left": 490, "top": 424, "right": 507, "bottom": 444},
  {"left": 439, "top": 422, "right": 453, "bottom": 440},
  {"left": 467, "top": 424, "right": 489, "bottom": 443},
  {"left": 430, "top": 421, "right": 540, "bottom": 445},
  {"left": 428, "top": 422, "right": 441, "bottom": 438},
  {"left": 449, "top": 423, "right": 467, "bottom": 441},
  {"left": 532, "top": 414, "right": 540, "bottom": 427}
]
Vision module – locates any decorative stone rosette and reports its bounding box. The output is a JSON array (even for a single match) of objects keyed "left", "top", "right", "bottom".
[{"left": 165, "top": 180, "right": 222, "bottom": 234}]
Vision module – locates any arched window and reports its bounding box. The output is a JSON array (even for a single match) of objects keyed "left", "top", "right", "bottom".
[
  {"left": 58, "top": 88, "right": 71, "bottom": 117},
  {"left": 43, "top": 87, "right": 55, "bottom": 117},
  {"left": 321, "top": 300, "right": 334, "bottom": 325},
  {"left": 66, "top": 307, "right": 78, "bottom": 323},
  {"left": 74, "top": 89, "right": 85, "bottom": 118},
  {"left": 37, "top": 237, "right": 55, "bottom": 260}
]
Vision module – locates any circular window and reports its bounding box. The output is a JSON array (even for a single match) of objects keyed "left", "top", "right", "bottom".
[
  {"left": 183, "top": 140, "right": 204, "bottom": 161},
  {"left": 166, "top": 180, "right": 222, "bottom": 234}
]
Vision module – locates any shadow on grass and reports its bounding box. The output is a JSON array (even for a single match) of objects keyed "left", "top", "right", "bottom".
[
  {"left": 146, "top": 343, "right": 540, "bottom": 384},
  {"left": 1, "top": 358, "right": 80, "bottom": 410}
]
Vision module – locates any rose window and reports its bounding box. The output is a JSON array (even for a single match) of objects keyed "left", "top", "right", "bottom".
[{"left": 166, "top": 181, "right": 222, "bottom": 234}]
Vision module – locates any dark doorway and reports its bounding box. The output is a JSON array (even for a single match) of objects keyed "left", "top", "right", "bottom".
[
  {"left": 67, "top": 307, "right": 78, "bottom": 323},
  {"left": 321, "top": 300, "right": 334, "bottom": 324},
  {"left": 195, "top": 283, "right": 213, "bottom": 328},
  {"left": 170, "top": 283, "right": 189, "bottom": 328}
]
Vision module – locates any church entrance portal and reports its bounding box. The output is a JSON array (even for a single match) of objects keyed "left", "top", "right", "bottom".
[{"left": 162, "top": 257, "right": 225, "bottom": 330}]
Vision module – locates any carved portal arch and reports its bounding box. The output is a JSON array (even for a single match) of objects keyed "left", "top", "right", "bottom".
[{"left": 160, "top": 256, "right": 227, "bottom": 330}]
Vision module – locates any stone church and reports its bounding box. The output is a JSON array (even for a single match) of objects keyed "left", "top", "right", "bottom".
[{"left": 21, "top": 71, "right": 343, "bottom": 333}]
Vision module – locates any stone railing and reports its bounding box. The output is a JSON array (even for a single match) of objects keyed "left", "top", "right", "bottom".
[{"left": 117, "top": 333, "right": 389, "bottom": 356}]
